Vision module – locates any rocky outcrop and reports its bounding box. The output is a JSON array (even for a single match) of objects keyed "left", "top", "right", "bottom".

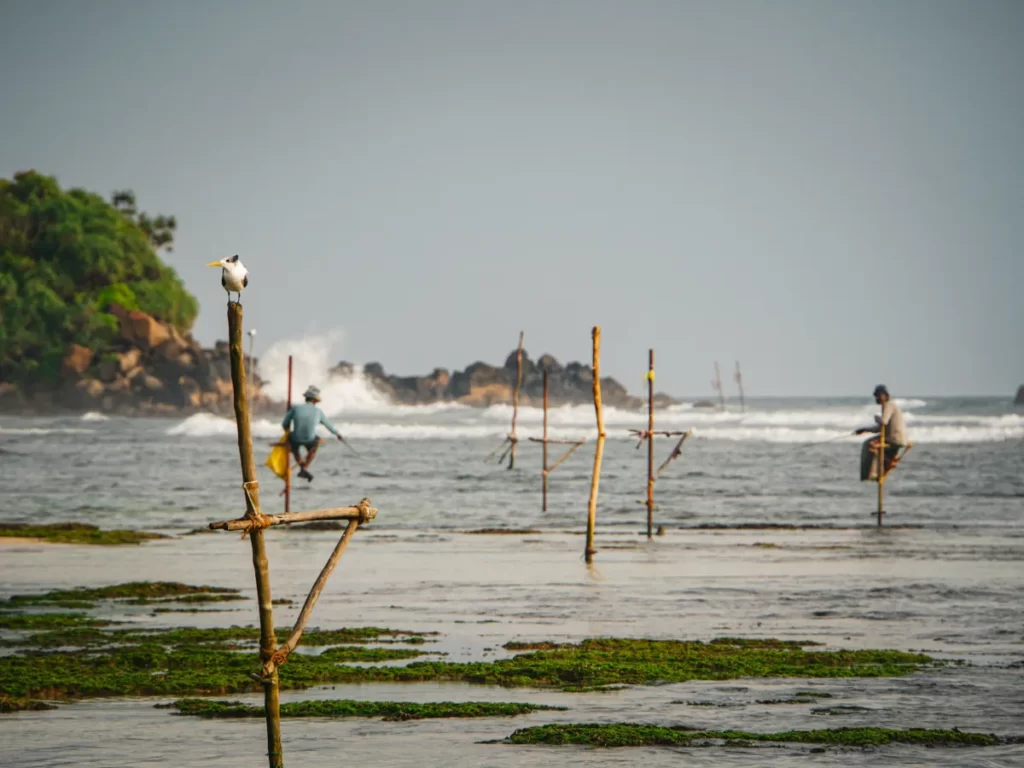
[
  {"left": 0, "top": 303, "right": 270, "bottom": 417},
  {"left": 332, "top": 349, "right": 678, "bottom": 410},
  {"left": 61, "top": 345, "right": 94, "bottom": 377},
  {"left": 1015, "top": 385, "right": 1024, "bottom": 405}
]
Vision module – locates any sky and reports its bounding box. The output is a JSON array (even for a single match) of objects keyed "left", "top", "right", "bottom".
[{"left": 1, "top": 0, "right": 1021, "bottom": 398}]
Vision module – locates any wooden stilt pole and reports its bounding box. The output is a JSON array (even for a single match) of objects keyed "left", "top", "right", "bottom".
[
  {"left": 508, "top": 331, "right": 524, "bottom": 470},
  {"left": 877, "top": 421, "right": 885, "bottom": 527},
  {"left": 646, "top": 349, "right": 655, "bottom": 539},
  {"left": 530, "top": 368, "right": 584, "bottom": 511},
  {"left": 285, "top": 355, "right": 292, "bottom": 514},
  {"left": 713, "top": 361, "right": 725, "bottom": 411},
  {"left": 734, "top": 360, "right": 745, "bottom": 413},
  {"left": 227, "top": 302, "right": 282, "bottom": 768},
  {"left": 585, "top": 326, "right": 605, "bottom": 564},
  {"left": 542, "top": 368, "right": 549, "bottom": 512}
]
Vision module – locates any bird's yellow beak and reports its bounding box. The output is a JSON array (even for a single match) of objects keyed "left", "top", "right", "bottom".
[{"left": 206, "top": 261, "right": 223, "bottom": 267}]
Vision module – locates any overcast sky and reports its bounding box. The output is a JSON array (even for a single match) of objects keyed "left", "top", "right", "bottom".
[{"left": 2, "top": 0, "right": 1021, "bottom": 397}]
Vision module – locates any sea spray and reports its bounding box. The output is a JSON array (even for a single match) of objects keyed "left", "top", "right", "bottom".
[{"left": 257, "top": 331, "right": 388, "bottom": 415}]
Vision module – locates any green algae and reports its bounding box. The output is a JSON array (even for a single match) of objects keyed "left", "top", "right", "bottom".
[
  {"left": 332, "top": 638, "right": 935, "bottom": 691},
  {"left": 0, "top": 523, "right": 167, "bottom": 546},
  {"left": 465, "top": 529, "right": 542, "bottom": 535},
  {"left": 1, "top": 582, "right": 241, "bottom": 609},
  {"left": 288, "top": 627, "right": 437, "bottom": 646},
  {"left": 504, "top": 641, "right": 563, "bottom": 651},
  {"left": 0, "top": 613, "right": 108, "bottom": 631},
  {"left": 169, "top": 698, "right": 564, "bottom": 721},
  {"left": 5, "top": 627, "right": 116, "bottom": 649},
  {"left": 123, "top": 594, "right": 247, "bottom": 605},
  {"left": 503, "top": 723, "right": 1003, "bottom": 748},
  {"left": 0, "top": 622, "right": 436, "bottom": 699},
  {"left": 316, "top": 646, "right": 426, "bottom": 663},
  {"left": 0, "top": 635, "right": 938, "bottom": 702},
  {"left": 757, "top": 698, "right": 817, "bottom": 705}
]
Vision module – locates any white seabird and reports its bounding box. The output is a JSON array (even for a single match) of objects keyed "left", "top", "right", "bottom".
[{"left": 206, "top": 255, "right": 249, "bottom": 303}]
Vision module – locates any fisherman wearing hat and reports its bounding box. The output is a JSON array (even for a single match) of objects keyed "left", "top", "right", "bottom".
[
  {"left": 855, "top": 385, "right": 909, "bottom": 481},
  {"left": 281, "top": 385, "right": 344, "bottom": 482}
]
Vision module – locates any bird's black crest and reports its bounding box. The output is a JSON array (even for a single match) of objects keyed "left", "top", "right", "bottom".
[{"left": 226, "top": 254, "right": 239, "bottom": 263}]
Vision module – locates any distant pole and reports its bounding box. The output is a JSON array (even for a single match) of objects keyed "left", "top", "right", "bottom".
[
  {"left": 542, "top": 368, "right": 549, "bottom": 512},
  {"left": 508, "top": 331, "right": 524, "bottom": 470},
  {"left": 646, "top": 349, "right": 655, "bottom": 540},
  {"left": 713, "top": 361, "right": 725, "bottom": 411},
  {"left": 585, "top": 326, "right": 606, "bottom": 564},
  {"left": 877, "top": 419, "right": 886, "bottom": 527},
  {"left": 734, "top": 360, "right": 745, "bottom": 413},
  {"left": 285, "top": 355, "right": 293, "bottom": 514}
]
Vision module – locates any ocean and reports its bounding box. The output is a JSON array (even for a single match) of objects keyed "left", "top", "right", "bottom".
[{"left": 1, "top": 366, "right": 1021, "bottom": 766}]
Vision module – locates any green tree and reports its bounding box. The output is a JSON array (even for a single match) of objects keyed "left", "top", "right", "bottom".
[{"left": 0, "top": 170, "right": 198, "bottom": 389}]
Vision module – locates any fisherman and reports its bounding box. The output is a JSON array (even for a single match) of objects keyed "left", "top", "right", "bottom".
[
  {"left": 855, "top": 384, "right": 909, "bottom": 480},
  {"left": 281, "top": 386, "right": 344, "bottom": 482}
]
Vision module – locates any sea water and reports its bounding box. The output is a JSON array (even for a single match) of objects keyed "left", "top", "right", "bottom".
[{"left": 1, "top": 362, "right": 1021, "bottom": 766}]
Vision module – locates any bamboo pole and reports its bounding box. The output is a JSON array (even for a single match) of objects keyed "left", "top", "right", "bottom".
[
  {"left": 262, "top": 499, "right": 373, "bottom": 675},
  {"left": 285, "top": 355, "right": 292, "bottom": 514},
  {"left": 734, "top": 360, "right": 745, "bottom": 413},
  {"left": 227, "top": 302, "right": 282, "bottom": 768},
  {"left": 542, "top": 368, "right": 549, "bottom": 511},
  {"left": 508, "top": 331, "right": 524, "bottom": 470},
  {"left": 646, "top": 349, "right": 655, "bottom": 539},
  {"left": 210, "top": 503, "right": 378, "bottom": 531},
  {"left": 527, "top": 367, "right": 586, "bottom": 510},
  {"left": 714, "top": 361, "right": 725, "bottom": 411},
  {"left": 585, "top": 326, "right": 605, "bottom": 563},
  {"left": 877, "top": 421, "right": 886, "bottom": 527},
  {"left": 654, "top": 429, "right": 693, "bottom": 480}
]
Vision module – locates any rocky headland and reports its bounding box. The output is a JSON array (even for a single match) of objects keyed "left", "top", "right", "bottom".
[
  {"left": 332, "top": 349, "right": 677, "bottom": 410},
  {"left": 0, "top": 308, "right": 678, "bottom": 415},
  {"left": 0, "top": 303, "right": 270, "bottom": 417}
]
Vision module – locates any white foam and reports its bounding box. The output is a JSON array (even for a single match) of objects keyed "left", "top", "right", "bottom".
[
  {"left": 895, "top": 398, "right": 928, "bottom": 409},
  {"left": 690, "top": 424, "right": 1024, "bottom": 444},
  {"left": 81, "top": 411, "right": 109, "bottom": 422},
  {"left": 166, "top": 413, "right": 237, "bottom": 438},
  {"left": 257, "top": 332, "right": 390, "bottom": 415}
]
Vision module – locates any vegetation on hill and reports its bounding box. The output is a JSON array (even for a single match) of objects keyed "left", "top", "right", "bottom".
[{"left": 0, "top": 170, "right": 198, "bottom": 387}]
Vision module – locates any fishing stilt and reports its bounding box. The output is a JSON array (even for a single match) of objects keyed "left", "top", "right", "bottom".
[
  {"left": 211, "top": 303, "right": 380, "bottom": 768},
  {"left": 528, "top": 368, "right": 585, "bottom": 512},
  {"left": 628, "top": 349, "right": 690, "bottom": 538},
  {"left": 585, "top": 326, "right": 605, "bottom": 564}
]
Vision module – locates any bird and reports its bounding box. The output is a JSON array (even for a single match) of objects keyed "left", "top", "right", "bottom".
[{"left": 206, "top": 255, "right": 249, "bottom": 304}]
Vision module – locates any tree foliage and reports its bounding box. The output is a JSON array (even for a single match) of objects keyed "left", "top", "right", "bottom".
[{"left": 0, "top": 170, "right": 198, "bottom": 388}]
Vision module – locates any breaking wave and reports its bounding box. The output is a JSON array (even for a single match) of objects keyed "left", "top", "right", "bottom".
[
  {"left": 165, "top": 407, "right": 1023, "bottom": 444},
  {"left": 257, "top": 333, "right": 390, "bottom": 415},
  {"left": 158, "top": 332, "right": 1022, "bottom": 444}
]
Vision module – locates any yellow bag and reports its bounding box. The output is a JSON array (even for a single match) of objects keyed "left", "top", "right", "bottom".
[{"left": 265, "top": 431, "right": 290, "bottom": 480}]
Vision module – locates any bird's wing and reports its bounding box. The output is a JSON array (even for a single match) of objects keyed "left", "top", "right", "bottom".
[
  {"left": 221, "top": 274, "right": 227, "bottom": 289},
  {"left": 242, "top": 275, "right": 249, "bottom": 288}
]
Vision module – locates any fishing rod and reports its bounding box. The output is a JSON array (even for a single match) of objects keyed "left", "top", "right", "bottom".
[{"left": 338, "top": 435, "right": 361, "bottom": 457}]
